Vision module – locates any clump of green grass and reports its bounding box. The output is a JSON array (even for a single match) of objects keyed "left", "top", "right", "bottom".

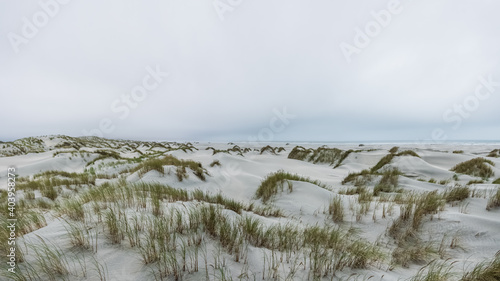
[
  {"left": 372, "top": 154, "right": 395, "bottom": 172},
  {"left": 328, "top": 195, "right": 344, "bottom": 223},
  {"left": 138, "top": 158, "right": 165, "bottom": 177},
  {"left": 397, "top": 150, "right": 420, "bottom": 158},
  {"left": 461, "top": 251, "right": 500, "bottom": 281},
  {"left": 105, "top": 208, "right": 123, "bottom": 244},
  {"left": 192, "top": 190, "right": 245, "bottom": 214},
  {"left": 340, "top": 185, "right": 367, "bottom": 195},
  {"left": 288, "top": 146, "right": 343, "bottom": 166},
  {"left": 453, "top": 150, "right": 464, "bottom": 154},
  {"left": 17, "top": 171, "right": 96, "bottom": 192},
  {"left": 371, "top": 150, "right": 420, "bottom": 172},
  {"left": 389, "top": 146, "right": 399, "bottom": 154},
  {"left": 60, "top": 199, "right": 85, "bottom": 221},
  {"left": 412, "top": 191, "right": 445, "bottom": 230},
  {"left": 255, "top": 170, "right": 327, "bottom": 203},
  {"left": 391, "top": 243, "right": 435, "bottom": 268},
  {"left": 467, "top": 179, "right": 484, "bottom": 185},
  {"left": 487, "top": 149, "right": 500, "bottom": 158},
  {"left": 439, "top": 179, "right": 449, "bottom": 185},
  {"left": 451, "top": 158, "right": 495, "bottom": 179},
  {"left": 493, "top": 178, "right": 500, "bottom": 184},
  {"left": 18, "top": 211, "right": 47, "bottom": 235},
  {"left": 342, "top": 169, "right": 371, "bottom": 185},
  {"left": 134, "top": 155, "right": 208, "bottom": 181},
  {"left": 388, "top": 192, "right": 446, "bottom": 267},
  {"left": 289, "top": 146, "right": 375, "bottom": 168},
  {"left": 443, "top": 185, "right": 470, "bottom": 203},
  {"left": 28, "top": 236, "right": 71, "bottom": 279},
  {"left": 260, "top": 145, "right": 277, "bottom": 154},
  {"left": 486, "top": 188, "right": 500, "bottom": 211},
  {"left": 374, "top": 168, "right": 402, "bottom": 196},
  {"left": 206, "top": 147, "right": 231, "bottom": 155},
  {"left": 389, "top": 192, "right": 445, "bottom": 240},
  {"left": 408, "top": 260, "right": 456, "bottom": 281},
  {"left": 334, "top": 149, "right": 354, "bottom": 168},
  {"left": 86, "top": 149, "right": 122, "bottom": 166},
  {"left": 209, "top": 160, "right": 221, "bottom": 167},
  {"left": 41, "top": 186, "right": 58, "bottom": 200},
  {"left": 24, "top": 190, "right": 35, "bottom": 200}
]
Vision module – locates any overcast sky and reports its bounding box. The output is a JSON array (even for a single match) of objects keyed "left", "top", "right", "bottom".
[{"left": 1, "top": 0, "right": 499, "bottom": 142}]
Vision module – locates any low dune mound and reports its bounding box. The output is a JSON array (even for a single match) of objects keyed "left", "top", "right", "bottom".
[
  {"left": 288, "top": 146, "right": 343, "bottom": 165},
  {"left": 259, "top": 145, "right": 285, "bottom": 155},
  {"left": 389, "top": 155, "right": 453, "bottom": 180},
  {"left": 371, "top": 150, "right": 420, "bottom": 172},
  {"left": 255, "top": 170, "right": 327, "bottom": 203},
  {"left": 288, "top": 146, "right": 376, "bottom": 168},
  {"left": 132, "top": 154, "right": 209, "bottom": 181},
  {"left": 487, "top": 149, "right": 500, "bottom": 158},
  {"left": 451, "top": 157, "right": 495, "bottom": 179}
]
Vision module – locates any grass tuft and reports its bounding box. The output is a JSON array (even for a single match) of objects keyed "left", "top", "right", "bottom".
[
  {"left": 328, "top": 195, "right": 344, "bottom": 223},
  {"left": 443, "top": 185, "right": 470, "bottom": 203},
  {"left": 255, "top": 170, "right": 327, "bottom": 203},
  {"left": 486, "top": 188, "right": 500, "bottom": 211},
  {"left": 374, "top": 168, "right": 402, "bottom": 196},
  {"left": 461, "top": 251, "right": 500, "bottom": 281},
  {"left": 451, "top": 158, "right": 495, "bottom": 179}
]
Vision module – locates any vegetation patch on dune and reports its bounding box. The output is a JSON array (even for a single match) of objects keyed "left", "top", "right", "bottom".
[
  {"left": 206, "top": 145, "right": 251, "bottom": 156},
  {"left": 288, "top": 146, "right": 375, "bottom": 168},
  {"left": 486, "top": 188, "right": 500, "bottom": 211},
  {"left": 388, "top": 191, "right": 446, "bottom": 267},
  {"left": 256, "top": 170, "right": 328, "bottom": 203},
  {"left": 288, "top": 146, "right": 343, "bottom": 165},
  {"left": 132, "top": 154, "right": 209, "bottom": 181},
  {"left": 260, "top": 145, "right": 285, "bottom": 155},
  {"left": 443, "top": 185, "right": 470, "bottom": 203},
  {"left": 461, "top": 251, "right": 500, "bottom": 281},
  {"left": 209, "top": 159, "right": 221, "bottom": 167},
  {"left": 451, "top": 157, "right": 495, "bottom": 179},
  {"left": 487, "top": 149, "right": 500, "bottom": 158},
  {"left": 371, "top": 150, "right": 420, "bottom": 173},
  {"left": 343, "top": 149, "right": 419, "bottom": 188},
  {"left": 374, "top": 168, "right": 402, "bottom": 196},
  {"left": 85, "top": 149, "right": 122, "bottom": 166},
  {"left": 342, "top": 169, "right": 372, "bottom": 186}
]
